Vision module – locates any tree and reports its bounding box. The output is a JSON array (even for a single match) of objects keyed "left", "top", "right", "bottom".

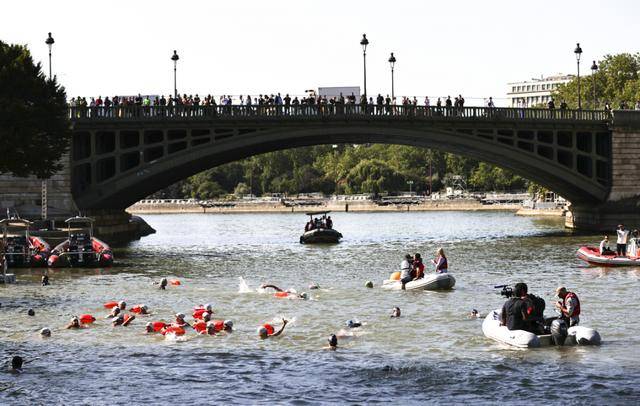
[
  {"left": 0, "top": 40, "right": 70, "bottom": 177},
  {"left": 553, "top": 53, "right": 640, "bottom": 109}
]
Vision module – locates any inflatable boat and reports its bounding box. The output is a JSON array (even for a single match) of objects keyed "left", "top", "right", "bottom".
[
  {"left": 381, "top": 272, "right": 456, "bottom": 291},
  {"left": 482, "top": 309, "right": 601, "bottom": 348},
  {"left": 576, "top": 246, "right": 640, "bottom": 267},
  {"left": 1, "top": 218, "right": 50, "bottom": 268},
  {"left": 299, "top": 211, "right": 342, "bottom": 244},
  {"left": 48, "top": 217, "right": 113, "bottom": 268}
]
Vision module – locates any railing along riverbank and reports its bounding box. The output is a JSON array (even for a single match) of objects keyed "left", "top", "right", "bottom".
[{"left": 68, "top": 105, "right": 610, "bottom": 122}]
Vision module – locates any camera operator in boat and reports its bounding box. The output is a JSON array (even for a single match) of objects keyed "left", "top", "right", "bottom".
[
  {"left": 599, "top": 235, "right": 615, "bottom": 255},
  {"left": 499, "top": 283, "right": 546, "bottom": 334},
  {"left": 616, "top": 224, "right": 630, "bottom": 256},
  {"left": 554, "top": 287, "right": 580, "bottom": 327}
]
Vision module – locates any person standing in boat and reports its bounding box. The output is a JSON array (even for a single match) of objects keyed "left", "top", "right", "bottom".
[
  {"left": 431, "top": 248, "right": 448, "bottom": 273},
  {"left": 399, "top": 254, "right": 414, "bottom": 290},
  {"left": 627, "top": 230, "right": 639, "bottom": 257},
  {"left": 554, "top": 287, "right": 580, "bottom": 327},
  {"left": 326, "top": 216, "right": 333, "bottom": 229},
  {"left": 616, "top": 224, "right": 630, "bottom": 256},
  {"left": 599, "top": 235, "right": 615, "bottom": 255}
]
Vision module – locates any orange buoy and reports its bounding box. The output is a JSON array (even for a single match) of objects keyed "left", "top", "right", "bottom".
[
  {"left": 193, "top": 321, "right": 206, "bottom": 333},
  {"left": 212, "top": 320, "right": 224, "bottom": 332},
  {"left": 103, "top": 301, "right": 118, "bottom": 309},
  {"left": 122, "top": 314, "right": 135, "bottom": 326},
  {"left": 79, "top": 314, "right": 96, "bottom": 324},
  {"left": 192, "top": 308, "right": 206, "bottom": 319},
  {"left": 162, "top": 326, "right": 186, "bottom": 336},
  {"left": 152, "top": 321, "right": 167, "bottom": 332},
  {"left": 263, "top": 323, "right": 275, "bottom": 335},
  {"left": 170, "top": 279, "right": 181, "bottom": 286},
  {"left": 274, "top": 292, "right": 289, "bottom": 298},
  {"left": 390, "top": 271, "right": 401, "bottom": 281}
]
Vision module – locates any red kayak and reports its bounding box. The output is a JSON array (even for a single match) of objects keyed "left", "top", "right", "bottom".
[{"left": 576, "top": 246, "right": 640, "bottom": 267}]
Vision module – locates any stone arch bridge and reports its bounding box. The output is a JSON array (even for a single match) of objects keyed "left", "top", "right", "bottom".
[{"left": 67, "top": 105, "right": 640, "bottom": 230}]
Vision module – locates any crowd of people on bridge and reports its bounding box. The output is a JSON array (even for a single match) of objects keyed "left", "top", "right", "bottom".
[{"left": 67, "top": 92, "right": 487, "bottom": 119}]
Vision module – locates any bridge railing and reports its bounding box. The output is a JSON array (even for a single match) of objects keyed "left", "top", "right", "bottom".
[{"left": 68, "top": 105, "right": 610, "bottom": 122}]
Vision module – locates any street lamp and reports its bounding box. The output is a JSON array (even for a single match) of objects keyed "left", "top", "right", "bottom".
[
  {"left": 360, "top": 34, "right": 369, "bottom": 98},
  {"left": 45, "top": 32, "right": 54, "bottom": 80},
  {"left": 591, "top": 60, "right": 598, "bottom": 109},
  {"left": 407, "top": 180, "right": 414, "bottom": 194},
  {"left": 574, "top": 43, "right": 583, "bottom": 109},
  {"left": 171, "top": 50, "right": 179, "bottom": 99},
  {"left": 388, "top": 52, "right": 396, "bottom": 99}
]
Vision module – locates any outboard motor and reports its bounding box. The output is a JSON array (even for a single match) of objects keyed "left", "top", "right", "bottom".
[{"left": 550, "top": 319, "right": 568, "bottom": 346}]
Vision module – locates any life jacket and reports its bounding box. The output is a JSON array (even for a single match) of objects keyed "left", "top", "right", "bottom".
[
  {"left": 193, "top": 321, "right": 207, "bottom": 334},
  {"left": 162, "top": 326, "right": 185, "bottom": 336},
  {"left": 212, "top": 320, "right": 224, "bottom": 332},
  {"left": 563, "top": 292, "right": 581, "bottom": 317},
  {"left": 103, "top": 301, "right": 118, "bottom": 309},
  {"left": 131, "top": 305, "right": 144, "bottom": 314},
  {"left": 122, "top": 314, "right": 134, "bottom": 326},
  {"left": 274, "top": 292, "right": 290, "bottom": 298},
  {"left": 263, "top": 323, "right": 275, "bottom": 335},
  {"left": 79, "top": 314, "right": 96, "bottom": 324},
  {"left": 152, "top": 321, "right": 167, "bottom": 332},
  {"left": 193, "top": 308, "right": 206, "bottom": 319}
]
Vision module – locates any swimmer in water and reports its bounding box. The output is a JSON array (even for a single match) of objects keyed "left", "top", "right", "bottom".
[
  {"left": 118, "top": 301, "right": 127, "bottom": 310},
  {"left": 260, "top": 284, "right": 308, "bottom": 300},
  {"left": 201, "top": 312, "right": 212, "bottom": 323},
  {"left": 159, "top": 278, "right": 168, "bottom": 290},
  {"left": 9, "top": 356, "right": 23, "bottom": 374},
  {"left": 308, "top": 283, "right": 320, "bottom": 290},
  {"left": 27, "top": 309, "right": 35, "bottom": 316},
  {"left": 41, "top": 274, "right": 49, "bottom": 286},
  {"left": 391, "top": 307, "right": 401, "bottom": 318},
  {"left": 145, "top": 322, "right": 154, "bottom": 333},
  {"left": 220, "top": 320, "right": 234, "bottom": 333},
  {"left": 175, "top": 313, "right": 190, "bottom": 328},
  {"left": 40, "top": 328, "right": 51, "bottom": 338},
  {"left": 205, "top": 321, "right": 218, "bottom": 335},
  {"left": 469, "top": 309, "right": 481, "bottom": 319},
  {"left": 327, "top": 334, "right": 338, "bottom": 350},
  {"left": 258, "top": 319, "right": 288, "bottom": 339},
  {"left": 66, "top": 316, "right": 83, "bottom": 329},
  {"left": 112, "top": 314, "right": 135, "bottom": 327},
  {"left": 106, "top": 306, "right": 121, "bottom": 319},
  {"left": 346, "top": 320, "right": 362, "bottom": 328}
]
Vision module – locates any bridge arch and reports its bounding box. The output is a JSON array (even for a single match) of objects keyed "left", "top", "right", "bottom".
[{"left": 70, "top": 116, "right": 610, "bottom": 210}]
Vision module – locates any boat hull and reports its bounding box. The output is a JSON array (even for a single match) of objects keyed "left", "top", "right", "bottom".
[
  {"left": 482, "top": 309, "right": 601, "bottom": 348},
  {"left": 3, "top": 236, "right": 50, "bottom": 268},
  {"left": 576, "top": 246, "right": 640, "bottom": 267},
  {"left": 382, "top": 273, "right": 456, "bottom": 291},
  {"left": 48, "top": 237, "right": 113, "bottom": 268},
  {"left": 300, "top": 229, "right": 342, "bottom": 244}
]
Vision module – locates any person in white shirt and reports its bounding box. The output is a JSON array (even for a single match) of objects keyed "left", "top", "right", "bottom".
[
  {"left": 599, "top": 235, "right": 615, "bottom": 255},
  {"left": 616, "top": 224, "right": 630, "bottom": 256}
]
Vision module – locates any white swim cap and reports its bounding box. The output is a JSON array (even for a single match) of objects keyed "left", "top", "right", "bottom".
[
  {"left": 145, "top": 322, "right": 152, "bottom": 327},
  {"left": 176, "top": 313, "right": 185, "bottom": 319},
  {"left": 141, "top": 305, "right": 148, "bottom": 310},
  {"left": 204, "top": 303, "right": 213, "bottom": 312},
  {"left": 224, "top": 320, "right": 233, "bottom": 328},
  {"left": 40, "top": 328, "right": 51, "bottom": 336},
  {"left": 202, "top": 312, "right": 210, "bottom": 319},
  {"left": 206, "top": 321, "right": 216, "bottom": 328}
]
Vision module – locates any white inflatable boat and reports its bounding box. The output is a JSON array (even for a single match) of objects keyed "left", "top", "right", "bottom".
[
  {"left": 482, "top": 309, "right": 601, "bottom": 348},
  {"left": 382, "top": 273, "right": 456, "bottom": 291},
  {"left": 576, "top": 246, "right": 640, "bottom": 267}
]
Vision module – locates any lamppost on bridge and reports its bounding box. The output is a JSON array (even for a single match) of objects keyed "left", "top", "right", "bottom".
[
  {"left": 360, "top": 34, "right": 369, "bottom": 98},
  {"left": 591, "top": 60, "right": 598, "bottom": 109},
  {"left": 574, "top": 43, "right": 583, "bottom": 109},
  {"left": 45, "top": 32, "right": 54, "bottom": 80},
  {"left": 407, "top": 180, "right": 414, "bottom": 194},
  {"left": 388, "top": 52, "right": 396, "bottom": 100},
  {"left": 171, "top": 50, "right": 179, "bottom": 99}
]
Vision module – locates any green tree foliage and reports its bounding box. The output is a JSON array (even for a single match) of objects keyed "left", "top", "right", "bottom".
[
  {"left": 0, "top": 40, "right": 70, "bottom": 177},
  {"left": 553, "top": 53, "right": 640, "bottom": 109}
]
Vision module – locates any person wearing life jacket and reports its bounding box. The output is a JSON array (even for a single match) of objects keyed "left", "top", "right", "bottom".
[
  {"left": 112, "top": 313, "right": 135, "bottom": 327},
  {"left": 118, "top": 301, "right": 127, "bottom": 310},
  {"left": 412, "top": 253, "right": 425, "bottom": 280},
  {"left": 258, "top": 319, "right": 288, "bottom": 339},
  {"left": 106, "top": 306, "right": 121, "bottom": 319},
  {"left": 192, "top": 304, "right": 213, "bottom": 319},
  {"left": 193, "top": 320, "right": 207, "bottom": 334},
  {"left": 555, "top": 287, "right": 580, "bottom": 326},
  {"left": 131, "top": 304, "right": 149, "bottom": 315},
  {"left": 145, "top": 322, "right": 155, "bottom": 333}
]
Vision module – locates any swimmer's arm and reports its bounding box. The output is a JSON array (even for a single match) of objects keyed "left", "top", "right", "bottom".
[
  {"left": 272, "top": 320, "right": 288, "bottom": 337},
  {"left": 260, "top": 284, "right": 283, "bottom": 292}
]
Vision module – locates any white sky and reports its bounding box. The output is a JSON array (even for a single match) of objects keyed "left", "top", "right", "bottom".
[{"left": 2, "top": 0, "right": 638, "bottom": 106}]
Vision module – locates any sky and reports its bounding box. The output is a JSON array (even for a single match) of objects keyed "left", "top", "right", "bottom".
[{"left": 2, "top": 0, "right": 639, "bottom": 106}]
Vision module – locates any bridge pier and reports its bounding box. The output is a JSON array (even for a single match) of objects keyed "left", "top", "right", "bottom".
[{"left": 566, "top": 112, "right": 640, "bottom": 232}]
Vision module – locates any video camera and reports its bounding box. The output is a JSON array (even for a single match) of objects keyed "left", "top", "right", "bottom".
[{"left": 494, "top": 284, "right": 515, "bottom": 298}]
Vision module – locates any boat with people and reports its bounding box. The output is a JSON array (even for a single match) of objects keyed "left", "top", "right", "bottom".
[
  {"left": 299, "top": 211, "right": 342, "bottom": 244},
  {"left": 0, "top": 218, "right": 50, "bottom": 268},
  {"left": 482, "top": 308, "right": 601, "bottom": 348},
  {"left": 382, "top": 271, "right": 456, "bottom": 290},
  {"left": 576, "top": 246, "right": 640, "bottom": 267},
  {"left": 47, "top": 217, "right": 114, "bottom": 268}
]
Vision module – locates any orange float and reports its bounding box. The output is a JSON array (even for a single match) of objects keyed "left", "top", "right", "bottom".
[
  {"left": 103, "top": 301, "right": 118, "bottom": 309},
  {"left": 193, "top": 321, "right": 207, "bottom": 333},
  {"left": 212, "top": 320, "right": 224, "bottom": 332},
  {"left": 263, "top": 323, "right": 275, "bottom": 335},
  {"left": 192, "top": 308, "right": 206, "bottom": 319},
  {"left": 79, "top": 314, "right": 96, "bottom": 324},
  {"left": 170, "top": 279, "right": 181, "bottom": 286},
  {"left": 152, "top": 321, "right": 167, "bottom": 332},
  {"left": 390, "top": 271, "right": 401, "bottom": 281},
  {"left": 162, "top": 326, "right": 186, "bottom": 336},
  {"left": 274, "top": 292, "right": 289, "bottom": 298}
]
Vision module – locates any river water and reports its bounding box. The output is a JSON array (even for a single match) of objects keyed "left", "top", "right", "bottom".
[{"left": 1, "top": 211, "right": 640, "bottom": 404}]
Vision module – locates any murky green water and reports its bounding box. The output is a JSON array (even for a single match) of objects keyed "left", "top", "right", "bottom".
[{"left": 1, "top": 212, "right": 639, "bottom": 404}]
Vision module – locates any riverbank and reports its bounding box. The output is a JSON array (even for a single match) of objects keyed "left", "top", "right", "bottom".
[{"left": 127, "top": 198, "right": 521, "bottom": 214}]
